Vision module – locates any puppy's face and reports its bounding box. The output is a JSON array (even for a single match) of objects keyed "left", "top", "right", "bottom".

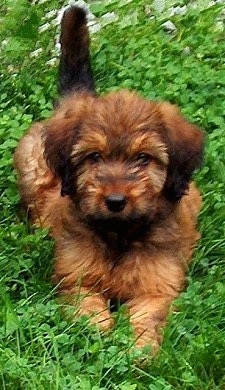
[
  {"left": 45, "top": 91, "right": 203, "bottom": 225},
  {"left": 71, "top": 120, "right": 168, "bottom": 223}
]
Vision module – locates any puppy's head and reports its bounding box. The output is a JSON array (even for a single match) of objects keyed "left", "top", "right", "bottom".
[{"left": 44, "top": 91, "right": 203, "bottom": 226}]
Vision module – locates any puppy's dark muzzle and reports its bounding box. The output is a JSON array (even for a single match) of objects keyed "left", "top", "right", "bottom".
[{"left": 105, "top": 194, "right": 127, "bottom": 212}]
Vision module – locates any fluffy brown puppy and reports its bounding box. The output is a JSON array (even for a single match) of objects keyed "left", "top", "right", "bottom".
[{"left": 14, "top": 6, "right": 204, "bottom": 351}]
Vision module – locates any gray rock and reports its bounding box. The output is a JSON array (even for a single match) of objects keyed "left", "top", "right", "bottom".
[
  {"left": 182, "top": 46, "right": 191, "bottom": 56},
  {"left": 162, "top": 20, "right": 177, "bottom": 33},
  {"left": 169, "top": 5, "right": 187, "bottom": 17}
]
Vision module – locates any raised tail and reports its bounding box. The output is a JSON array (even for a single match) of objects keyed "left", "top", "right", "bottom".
[{"left": 58, "top": 6, "right": 95, "bottom": 95}]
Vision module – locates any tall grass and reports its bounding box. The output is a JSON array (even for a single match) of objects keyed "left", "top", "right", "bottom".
[{"left": 0, "top": 1, "right": 225, "bottom": 388}]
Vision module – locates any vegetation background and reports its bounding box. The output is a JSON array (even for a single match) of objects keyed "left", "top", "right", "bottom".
[{"left": 0, "top": 0, "right": 225, "bottom": 389}]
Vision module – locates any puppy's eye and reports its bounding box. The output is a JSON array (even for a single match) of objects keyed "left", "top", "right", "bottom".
[
  {"left": 86, "top": 152, "right": 102, "bottom": 163},
  {"left": 136, "top": 153, "right": 152, "bottom": 166}
]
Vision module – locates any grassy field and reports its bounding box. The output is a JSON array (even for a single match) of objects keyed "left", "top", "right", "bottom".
[{"left": 0, "top": 0, "right": 225, "bottom": 389}]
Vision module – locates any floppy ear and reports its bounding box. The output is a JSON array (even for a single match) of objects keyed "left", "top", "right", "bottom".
[
  {"left": 44, "top": 117, "right": 80, "bottom": 197},
  {"left": 159, "top": 102, "right": 204, "bottom": 202}
]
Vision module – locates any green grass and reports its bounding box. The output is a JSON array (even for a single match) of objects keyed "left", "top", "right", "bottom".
[{"left": 0, "top": 0, "right": 225, "bottom": 389}]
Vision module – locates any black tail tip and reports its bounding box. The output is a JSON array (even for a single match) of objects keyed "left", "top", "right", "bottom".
[{"left": 61, "top": 5, "right": 88, "bottom": 32}]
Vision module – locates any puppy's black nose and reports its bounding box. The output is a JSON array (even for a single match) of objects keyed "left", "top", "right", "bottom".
[{"left": 105, "top": 194, "right": 127, "bottom": 212}]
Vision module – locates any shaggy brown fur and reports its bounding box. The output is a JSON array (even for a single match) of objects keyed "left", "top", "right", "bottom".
[{"left": 14, "top": 6, "right": 204, "bottom": 351}]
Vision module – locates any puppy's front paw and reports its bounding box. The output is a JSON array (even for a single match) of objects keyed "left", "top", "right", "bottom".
[
  {"left": 62, "top": 289, "right": 114, "bottom": 332},
  {"left": 134, "top": 325, "right": 162, "bottom": 354},
  {"left": 88, "top": 308, "right": 114, "bottom": 332},
  {"left": 127, "top": 295, "right": 168, "bottom": 354}
]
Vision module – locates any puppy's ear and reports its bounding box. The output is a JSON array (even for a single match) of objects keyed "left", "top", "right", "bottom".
[
  {"left": 159, "top": 102, "right": 204, "bottom": 202},
  {"left": 44, "top": 117, "right": 80, "bottom": 197}
]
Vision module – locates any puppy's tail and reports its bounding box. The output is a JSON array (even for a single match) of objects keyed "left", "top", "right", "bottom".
[{"left": 58, "top": 6, "right": 95, "bottom": 95}]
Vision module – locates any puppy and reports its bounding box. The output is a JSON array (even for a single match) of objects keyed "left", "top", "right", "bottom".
[{"left": 14, "top": 6, "right": 204, "bottom": 351}]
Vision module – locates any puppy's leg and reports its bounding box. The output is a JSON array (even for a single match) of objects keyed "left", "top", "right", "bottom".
[
  {"left": 59, "top": 6, "right": 95, "bottom": 95},
  {"left": 127, "top": 295, "right": 171, "bottom": 352},
  {"left": 114, "top": 252, "right": 186, "bottom": 352},
  {"left": 60, "top": 286, "right": 113, "bottom": 331},
  {"left": 53, "top": 240, "right": 113, "bottom": 331}
]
